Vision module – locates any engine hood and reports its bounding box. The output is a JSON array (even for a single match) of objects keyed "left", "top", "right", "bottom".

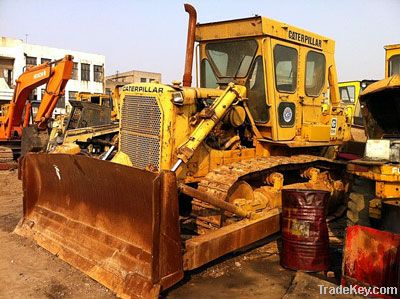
[{"left": 359, "top": 75, "right": 400, "bottom": 139}]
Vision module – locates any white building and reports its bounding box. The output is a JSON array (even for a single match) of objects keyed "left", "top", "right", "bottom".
[{"left": 0, "top": 36, "right": 105, "bottom": 115}]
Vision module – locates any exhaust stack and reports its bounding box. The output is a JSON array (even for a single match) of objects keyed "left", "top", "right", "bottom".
[{"left": 182, "top": 3, "right": 197, "bottom": 87}]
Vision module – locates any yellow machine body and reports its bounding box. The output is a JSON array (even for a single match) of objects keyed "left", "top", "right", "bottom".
[
  {"left": 347, "top": 46, "right": 400, "bottom": 223},
  {"left": 75, "top": 91, "right": 120, "bottom": 121},
  {"left": 114, "top": 16, "right": 350, "bottom": 180},
  {"left": 16, "top": 10, "right": 350, "bottom": 299},
  {"left": 385, "top": 44, "right": 400, "bottom": 78},
  {"left": 338, "top": 80, "right": 376, "bottom": 147}
]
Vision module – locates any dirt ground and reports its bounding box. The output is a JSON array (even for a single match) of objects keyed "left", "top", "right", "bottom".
[{"left": 0, "top": 169, "right": 351, "bottom": 299}]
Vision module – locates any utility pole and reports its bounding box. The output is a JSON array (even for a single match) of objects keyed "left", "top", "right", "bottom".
[{"left": 25, "top": 34, "right": 28, "bottom": 43}]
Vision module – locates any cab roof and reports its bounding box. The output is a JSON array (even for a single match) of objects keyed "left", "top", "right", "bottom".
[
  {"left": 384, "top": 44, "right": 400, "bottom": 50},
  {"left": 195, "top": 16, "right": 335, "bottom": 53},
  {"left": 360, "top": 75, "right": 400, "bottom": 99}
]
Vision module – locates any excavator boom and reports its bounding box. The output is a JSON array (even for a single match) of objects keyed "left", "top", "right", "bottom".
[
  {"left": 0, "top": 55, "right": 73, "bottom": 140},
  {"left": 0, "top": 55, "right": 73, "bottom": 158},
  {"left": 33, "top": 55, "right": 74, "bottom": 129}
]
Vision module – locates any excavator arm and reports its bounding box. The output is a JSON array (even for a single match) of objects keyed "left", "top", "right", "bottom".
[
  {"left": 34, "top": 55, "right": 74, "bottom": 129},
  {"left": 0, "top": 55, "right": 73, "bottom": 140}
]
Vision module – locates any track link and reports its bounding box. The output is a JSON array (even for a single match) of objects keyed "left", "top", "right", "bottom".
[{"left": 193, "top": 155, "right": 344, "bottom": 231}]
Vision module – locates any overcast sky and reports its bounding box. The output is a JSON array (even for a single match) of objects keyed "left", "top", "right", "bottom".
[{"left": 1, "top": 0, "right": 399, "bottom": 84}]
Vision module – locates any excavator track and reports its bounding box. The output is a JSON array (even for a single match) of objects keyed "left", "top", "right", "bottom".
[
  {"left": 0, "top": 146, "right": 17, "bottom": 169},
  {"left": 193, "top": 154, "right": 345, "bottom": 231}
]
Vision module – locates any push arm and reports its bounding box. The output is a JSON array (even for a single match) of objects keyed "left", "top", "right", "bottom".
[{"left": 172, "top": 83, "right": 246, "bottom": 171}]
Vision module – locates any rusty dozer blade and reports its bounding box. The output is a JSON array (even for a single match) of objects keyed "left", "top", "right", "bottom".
[{"left": 15, "top": 153, "right": 183, "bottom": 298}]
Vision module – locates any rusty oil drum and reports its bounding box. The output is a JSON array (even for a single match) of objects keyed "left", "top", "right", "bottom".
[{"left": 281, "top": 189, "right": 330, "bottom": 272}]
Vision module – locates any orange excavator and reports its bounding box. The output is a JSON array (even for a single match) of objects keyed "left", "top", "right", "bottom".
[{"left": 0, "top": 55, "right": 73, "bottom": 159}]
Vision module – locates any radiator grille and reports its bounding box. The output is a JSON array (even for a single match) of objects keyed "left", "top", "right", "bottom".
[{"left": 121, "top": 95, "right": 161, "bottom": 170}]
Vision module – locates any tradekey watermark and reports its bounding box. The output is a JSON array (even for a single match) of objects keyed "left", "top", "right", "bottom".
[{"left": 319, "top": 284, "right": 398, "bottom": 297}]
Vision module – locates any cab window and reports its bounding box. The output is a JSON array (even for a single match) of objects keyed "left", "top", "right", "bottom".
[
  {"left": 353, "top": 101, "right": 363, "bottom": 126},
  {"left": 206, "top": 39, "right": 257, "bottom": 78},
  {"left": 339, "top": 85, "right": 355, "bottom": 103},
  {"left": 274, "top": 45, "right": 297, "bottom": 93},
  {"left": 200, "top": 59, "right": 218, "bottom": 88},
  {"left": 103, "top": 98, "right": 111, "bottom": 108},
  {"left": 389, "top": 55, "right": 400, "bottom": 76},
  {"left": 246, "top": 56, "right": 268, "bottom": 123},
  {"left": 305, "top": 51, "right": 326, "bottom": 96}
]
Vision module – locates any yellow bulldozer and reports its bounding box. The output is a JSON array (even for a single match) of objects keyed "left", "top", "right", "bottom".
[
  {"left": 16, "top": 4, "right": 351, "bottom": 298},
  {"left": 346, "top": 44, "right": 400, "bottom": 229},
  {"left": 336, "top": 79, "right": 376, "bottom": 161}
]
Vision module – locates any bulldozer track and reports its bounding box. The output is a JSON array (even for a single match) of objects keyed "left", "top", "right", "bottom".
[{"left": 194, "top": 154, "right": 345, "bottom": 229}]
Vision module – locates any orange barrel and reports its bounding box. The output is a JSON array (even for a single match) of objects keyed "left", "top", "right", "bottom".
[{"left": 281, "top": 189, "right": 330, "bottom": 272}]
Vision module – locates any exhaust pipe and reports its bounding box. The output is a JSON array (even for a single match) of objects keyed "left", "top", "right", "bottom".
[{"left": 182, "top": 3, "right": 197, "bottom": 87}]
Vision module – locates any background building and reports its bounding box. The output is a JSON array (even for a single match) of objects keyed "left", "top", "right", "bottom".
[
  {"left": 106, "top": 70, "right": 161, "bottom": 94},
  {"left": 0, "top": 36, "right": 105, "bottom": 115}
]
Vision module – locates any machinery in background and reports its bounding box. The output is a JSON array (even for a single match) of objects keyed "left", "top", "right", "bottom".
[
  {"left": 385, "top": 44, "right": 400, "bottom": 77},
  {"left": 339, "top": 80, "right": 376, "bottom": 137},
  {"left": 47, "top": 92, "right": 120, "bottom": 157},
  {"left": 74, "top": 91, "right": 120, "bottom": 121},
  {"left": 337, "top": 80, "right": 376, "bottom": 160},
  {"left": 0, "top": 55, "right": 73, "bottom": 159},
  {"left": 16, "top": 5, "right": 351, "bottom": 298},
  {"left": 346, "top": 44, "right": 400, "bottom": 232}
]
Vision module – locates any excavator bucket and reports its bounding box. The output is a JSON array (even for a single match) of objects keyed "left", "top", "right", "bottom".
[{"left": 15, "top": 153, "right": 183, "bottom": 298}]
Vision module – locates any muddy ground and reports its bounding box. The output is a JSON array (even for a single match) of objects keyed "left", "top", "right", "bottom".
[{"left": 0, "top": 169, "right": 351, "bottom": 299}]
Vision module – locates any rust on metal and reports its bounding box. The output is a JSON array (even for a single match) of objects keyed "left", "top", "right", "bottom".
[
  {"left": 0, "top": 162, "right": 17, "bottom": 170},
  {"left": 14, "top": 153, "right": 346, "bottom": 296},
  {"left": 179, "top": 183, "right": 249, "bottom": 218},
  {"left": 281, "top": 189, "right": 330, "bottom": 272},
  {"left": 15, "top": 153, "right": 183, "bottom": 299},
  {"left": 183, "top": 208, "right": 280, "bottom": 270},
  {"left": 182, "top": 3, "right": 197, "bottom": 87},
  {"left": 192, "top": 155, "right": 344, "bottom": 233},
  {"left": 342, "top": 225, "right": 400, "bottom": 292}
]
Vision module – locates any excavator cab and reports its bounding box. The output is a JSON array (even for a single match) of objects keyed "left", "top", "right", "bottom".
[{"left": 16, "top": 5, "right": 350, "bottom": 298}]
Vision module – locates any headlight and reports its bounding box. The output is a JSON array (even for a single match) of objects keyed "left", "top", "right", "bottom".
[{"left": 172, "top": 92, "right": 184, "bottom": 106}]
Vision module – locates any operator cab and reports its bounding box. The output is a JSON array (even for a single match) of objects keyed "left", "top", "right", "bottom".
[
  {"left": 339, "top": 80, "right": 376, "bottom": 126},
  {"left": 385, "top": 44, "right": 400, "bottom": 78},
  {"left": 196, "top": 16, "right": 348, "bottom": 144}
]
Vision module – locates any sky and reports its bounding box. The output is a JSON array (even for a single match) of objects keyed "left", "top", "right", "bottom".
[{"left": 0, "top": 0, "right": 399, "bottom": 84}]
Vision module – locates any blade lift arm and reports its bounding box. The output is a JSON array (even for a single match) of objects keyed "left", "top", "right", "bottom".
[{"left": 171, "top": 83, "right": 246, "bottom": 172}]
